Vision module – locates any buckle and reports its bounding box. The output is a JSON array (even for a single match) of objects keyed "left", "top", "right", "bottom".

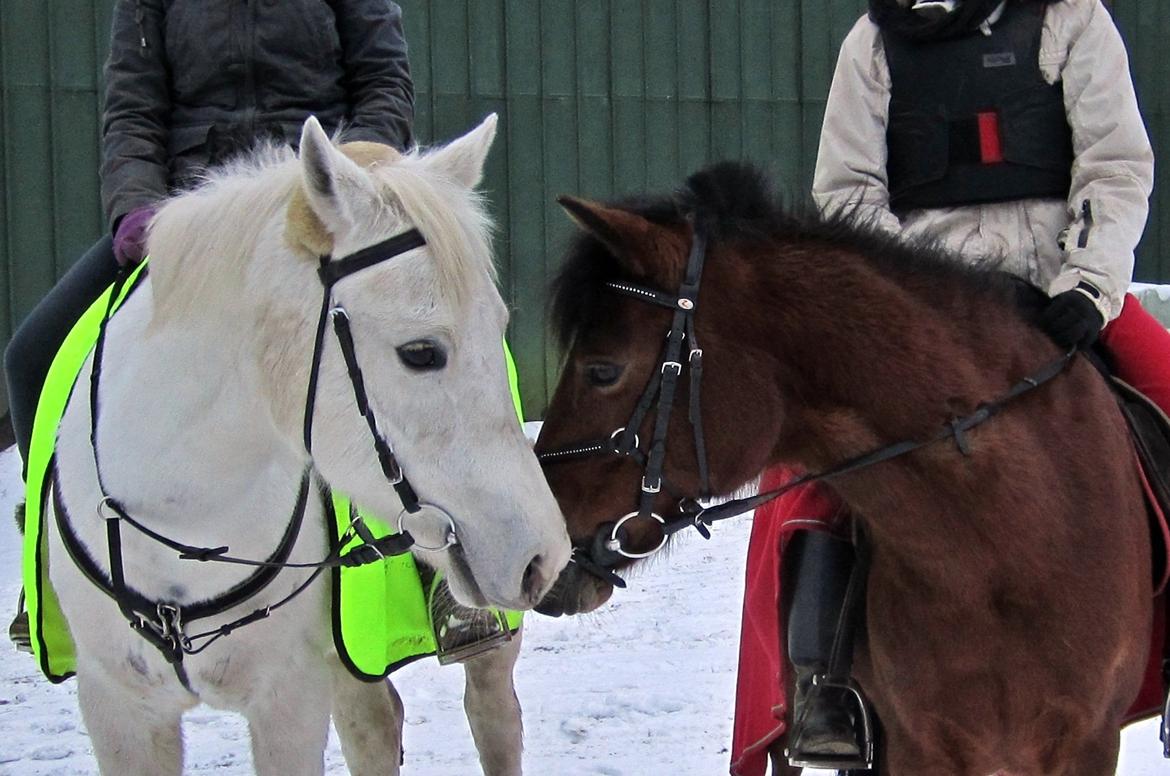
[{"left": 661, "top": 361, "right": 682, "bottom": 375}]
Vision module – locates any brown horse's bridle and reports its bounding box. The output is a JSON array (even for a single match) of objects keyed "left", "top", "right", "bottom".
[
  {"left": 539, "top": 211, "right": 718, "bottom": 585},
  {"left": 539, "top": 207, "right": 1078, "bottom": 586}
]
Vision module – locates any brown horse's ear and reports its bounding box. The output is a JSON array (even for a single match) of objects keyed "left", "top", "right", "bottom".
[{"left": 557, "top": 195, "right": 667, "bottom": 278}]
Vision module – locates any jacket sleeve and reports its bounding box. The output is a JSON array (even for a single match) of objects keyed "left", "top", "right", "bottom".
[
  {"left": 1047, "top": 0, "right": 1154, "bottom": 323},
  {"left": 100, "top": 0, "right": 171, "bottom": 231},
  {"left": 333, "top": 0, "right": 415, "bottom": 150},
  {"left": 812, "top": 18, "right": 903, "bottom": 235}
]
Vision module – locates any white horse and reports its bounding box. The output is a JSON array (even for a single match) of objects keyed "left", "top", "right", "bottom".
[{"left": 43, "top": 115, "right": 570, "bottom": 775}]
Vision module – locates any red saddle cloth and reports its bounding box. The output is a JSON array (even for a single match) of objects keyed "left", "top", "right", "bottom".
[{"left": 729, "top": 294, "right": 1170, "bottom": 776}]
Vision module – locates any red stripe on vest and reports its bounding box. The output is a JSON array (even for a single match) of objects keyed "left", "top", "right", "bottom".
[{"left": 978, "top": 111, "right": 1004, "bottom": 164}]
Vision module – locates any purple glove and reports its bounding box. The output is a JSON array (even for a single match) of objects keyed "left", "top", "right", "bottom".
[{"left": 112, "top": 206, "right": 155, "bottom": 266}]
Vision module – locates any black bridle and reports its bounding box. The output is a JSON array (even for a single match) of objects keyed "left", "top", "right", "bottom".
[
  {"left": 539, "top": 211, "right": 1077, "bottom": 587},
  {"left": 56, "top": 228, "right": 441, "bottom": 680}
]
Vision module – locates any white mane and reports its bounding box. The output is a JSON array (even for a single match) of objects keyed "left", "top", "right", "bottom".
[{"left": 145, "top": 137, "right": 496, "bottom": 326}]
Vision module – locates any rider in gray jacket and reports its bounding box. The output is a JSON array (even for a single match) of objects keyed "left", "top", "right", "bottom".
[
  {"left": 7, "top": 0, "right": 415, "bottom": 477},
  {"left": 102, "top": 0, "right": 414, "bottom": 232}
]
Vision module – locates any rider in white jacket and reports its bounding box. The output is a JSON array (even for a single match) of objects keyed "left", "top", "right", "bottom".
[
  {"left": 813, "top": 0, "right": 1152, "bottom": 326},
  {"left": 780, "top": 0, "right": 1162, "bottom": 767}
]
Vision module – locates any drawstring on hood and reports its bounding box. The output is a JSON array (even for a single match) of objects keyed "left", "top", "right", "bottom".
[{"left": 134, "top": 0, "right": 148, "bottom": 50}]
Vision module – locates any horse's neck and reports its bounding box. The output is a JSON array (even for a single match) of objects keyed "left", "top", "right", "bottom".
[
  {"left": 748, "top": 245, "right": 1005, "bottom": 472},
  {"left": 54, "top": 281, "right": 315, "bottom": 569}
]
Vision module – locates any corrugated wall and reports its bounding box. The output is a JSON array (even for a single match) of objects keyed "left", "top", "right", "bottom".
[
  {"left": 399, "top": 0, "right": 870, "bottom": 413},
  {"left": 0, "top": 0, "right": 1166, "bottom": 417}
]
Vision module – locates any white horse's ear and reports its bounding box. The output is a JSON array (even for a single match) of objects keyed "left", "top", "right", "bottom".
[
  {"left": 426, "top": 113, "right": 498, "bottom": 189},
  {"left": 299, "top": 116, "right": 377, "bottom": 228}
]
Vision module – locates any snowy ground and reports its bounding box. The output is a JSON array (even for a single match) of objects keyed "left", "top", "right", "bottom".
[{"left": 0, "top": 436, "right": 1166, "bottom": 775}]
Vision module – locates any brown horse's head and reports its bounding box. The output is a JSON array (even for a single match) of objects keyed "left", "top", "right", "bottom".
[{"left": 535, "top": 167, "right": 791, "bottom": 615}]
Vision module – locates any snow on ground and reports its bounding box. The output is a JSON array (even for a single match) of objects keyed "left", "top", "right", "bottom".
[{"left": 0, "top": 438, "right": 1165, "bottom": 775}]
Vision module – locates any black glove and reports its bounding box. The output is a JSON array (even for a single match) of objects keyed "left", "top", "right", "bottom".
[{"left": 1039, "top": 283, "right": 1105, "bottom": 350}]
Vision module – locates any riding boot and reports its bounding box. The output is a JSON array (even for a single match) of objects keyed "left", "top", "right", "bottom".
[{"left": 785, "top": 530, "right": 872, "bottom": 769}]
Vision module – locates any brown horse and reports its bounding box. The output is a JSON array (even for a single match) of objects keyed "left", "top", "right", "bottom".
[{"left": 533, "top": 162, "right": 1153, "bottom": 775}]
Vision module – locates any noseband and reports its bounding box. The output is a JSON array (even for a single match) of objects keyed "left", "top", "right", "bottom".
[
  {"left": 58, "top": 227, "right": 455, "bottom": 678},
  {"left": 539, "top": 209, "right": 1078, "bottom": 587}
]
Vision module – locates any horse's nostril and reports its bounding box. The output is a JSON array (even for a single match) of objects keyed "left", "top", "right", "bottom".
[{"left": 522, "top": 554, "right": 549, "bottom": 603}]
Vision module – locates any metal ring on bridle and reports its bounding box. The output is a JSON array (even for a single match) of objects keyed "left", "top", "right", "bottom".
[
  {"left": 608, "top": 511, "right": 667, "bottom": 559},
  {"left": 397, "top": 505, "right": 459, "bottom": 552},
  {"left": 97, "top": 495, "right": 118, "bottom": 520},
  {"left": 610, "top": 427, "right": 641, "bottom": 453},
  {"left": 329, "top": 305, "right": 349, "bottom": 321}
]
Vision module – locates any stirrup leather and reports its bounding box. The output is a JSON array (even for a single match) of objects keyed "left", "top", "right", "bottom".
[{"left": 786, "top": 674, "right": 876, "bottom": 771}]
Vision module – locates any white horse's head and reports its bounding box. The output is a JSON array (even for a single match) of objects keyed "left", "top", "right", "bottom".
[{"left": 149, "top": 115, "right": 570, "bottom": 609}]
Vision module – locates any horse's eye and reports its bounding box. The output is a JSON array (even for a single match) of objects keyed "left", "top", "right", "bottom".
[
  {"left": 397, "top": 340, "right": 447, "bottom": 371},
  {"left": 585, "top": 362, "right": 623, "bottom": 387}
]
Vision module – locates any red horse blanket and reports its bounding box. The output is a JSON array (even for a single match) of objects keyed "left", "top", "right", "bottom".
[{"left": 730, "top": 294, "right": 1170, "bottom": 776}]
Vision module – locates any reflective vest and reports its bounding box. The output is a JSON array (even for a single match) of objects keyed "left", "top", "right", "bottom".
[
  {"left": 883, "top": 1, "right": 1074, "bottom": 213},
  {"left": 22, "top": 264, "right": 523, "bottom": 682}
]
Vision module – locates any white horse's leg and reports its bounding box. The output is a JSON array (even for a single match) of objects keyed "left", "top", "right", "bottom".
[
  {"left": 245, "top": 663, "right": 332, "bottom": 776},
  {"left": 331, "top": 660, "right": 404, "bottom": 775},
  {"left": 463, "top": 625, "right": 524, "bottom": 776},
  {"left": 77, "top": 668, "right": 185, "bottom": 776}
]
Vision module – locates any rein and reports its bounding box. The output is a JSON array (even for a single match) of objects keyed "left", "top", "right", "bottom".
[
  {"left": 56, "top": 228, "right": 438, "bottom": 676},
  {"left": 539, "top": 211, "right": 1078, "bottom": 587}
]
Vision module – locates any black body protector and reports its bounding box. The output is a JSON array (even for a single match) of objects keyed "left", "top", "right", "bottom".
[{"left": 883, "top": 1, "right": 1074, "bottom": 213}]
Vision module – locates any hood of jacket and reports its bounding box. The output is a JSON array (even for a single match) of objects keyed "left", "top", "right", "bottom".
[{"left": 868, "top": 0, "right": 1060, "bottom": 42}]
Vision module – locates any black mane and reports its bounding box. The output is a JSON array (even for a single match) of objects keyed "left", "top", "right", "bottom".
[{"left": 551, "top": 161, "right": 1041, "bottom": 350}]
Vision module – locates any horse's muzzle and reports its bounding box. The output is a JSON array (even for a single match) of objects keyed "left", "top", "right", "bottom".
[{"left": 534, "top": 559, "right": 613, "bottom": 617}]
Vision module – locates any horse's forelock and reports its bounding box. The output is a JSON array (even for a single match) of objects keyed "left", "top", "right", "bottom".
[
  {"left": 550, "top": 233, "right": 620, "bottom": 351},
  {"left": 378, "top": 152, "right": 496, "bottom": 309},
  {"left": 682, "top": 162, "right": 778, "bottom": 228}
]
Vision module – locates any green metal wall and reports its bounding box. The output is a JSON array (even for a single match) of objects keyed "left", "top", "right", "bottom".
[{"left": 1, "top": 0, "right": 1166, "bottom": 417}]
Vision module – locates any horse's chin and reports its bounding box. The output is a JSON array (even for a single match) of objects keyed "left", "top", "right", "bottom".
[{"left": 535, "top": 560, "right": 613, "bottom": 617}]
